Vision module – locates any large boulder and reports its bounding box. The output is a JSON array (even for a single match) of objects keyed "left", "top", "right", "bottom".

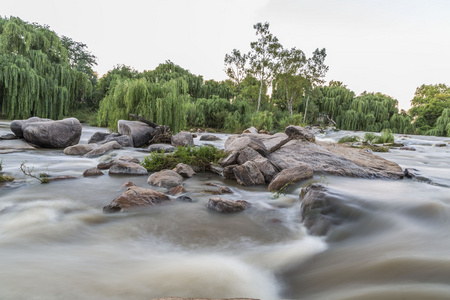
[
  {"left": 20, "top": 118, "right": 82, "bottom": 148},
  {"left": 268, "top": 163, "right": 314, "bottom": 192},
  {"left": 171, "top": 131, "right": 194, "bottom": 147},
  {"left": 233, "top": 161, "right": 265, "bottom": 186},
  {"left": 109, "top": 161, "right": 148, "bottom": 175},
  {"left": 84, "top": 141, "right": 122, "bottom": 158},
  {"left": 147, "top": 169, "right": 183, "bottom": 188},
  {"left": 88, "top": 132, "right": 110, "bottom": 144},
  {"left": 118, "top": 120, "right": 154, "bottom": 147},
  {"left": 252, "top": 157, "right": 278, "bottom": 183},
  {"left": 300, "top": 183, "right": 362, "bottom": 236},
  {"left": 100, "top": 133, "right": 133, "bottom": 147},
  {"left": 64, "top": 144, "right": 97, "bottom": 155},
  {"left": 207, "top": 198, "right": 250, "bottom": 213},
  {"left": 103, "top": 185, "right": 171, "bottom": 213},
  {"left": 10, "top": 117, "right": 51, "bottom": 138},
  {"left": 268, "top": 139, "right": 403, "bottom": 179}
]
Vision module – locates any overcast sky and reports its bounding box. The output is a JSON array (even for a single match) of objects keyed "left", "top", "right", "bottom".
[{"left": 3, "top": 0, "right": 450, "bottom": 110}]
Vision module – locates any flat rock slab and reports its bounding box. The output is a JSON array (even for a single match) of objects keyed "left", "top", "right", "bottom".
[
  {"left": 109, "top": 161, "right": 148, "bottom": 175},
  {"left": 0, "top": 139, "right": 36, "bottom": 150}
]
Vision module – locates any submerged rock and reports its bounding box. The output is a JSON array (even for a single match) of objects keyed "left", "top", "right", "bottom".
[
  {"left": 206, "top": 197, "right": 250, "bottom": 213},
  {"left": 103, "top": 185, "right": 170, "bottom": 213},
  {"left": 167, "top": 184, "right": 187, "bottom": 195}
]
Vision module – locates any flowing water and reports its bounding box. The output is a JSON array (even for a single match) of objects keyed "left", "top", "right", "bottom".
[{"left": 1, "top": 121, "right": 450, "bottom": 300}]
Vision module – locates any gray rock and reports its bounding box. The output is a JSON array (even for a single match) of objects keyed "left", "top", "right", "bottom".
[
  {"left": 225, "top": 136, "right": 267, "bottom": 157},
  {"left": 84, "top": 141, "right": 122, "bottom": 158},
  {"left": 63, "top": 144, "right": 97, "bottom": 155},
  {"left": 103, "top": 186, "right": 170, "bottom": 213},
  {"left": 243, "top": 126, "right": 259, "bottom": 134},
  {"left": 115, "top": 155, "right": 140, "bottom": 164},
  {"left": 83, "top": 167, "right": 104, "bottom": 177},
  {"left": 147, "top": 169, "right": 183, "bottom": 188},
  {"left": 207, "top": 197, "right": 250, "bottom": 213},
  {"left": 167, "top": 185, "right": 187, "bottom": 195},
  {"left": 223, "top": 165, "right": 237, "bottom": 179},
  {"left": 219, "top": 151, "right": 239, "bottom": 167},
  {"left": 285, "top": 125, "right": 316, "bottom": 142},
  {"left": 173, "top": 163, "right": 196, "bottom": 178},
  {"left": 209, "top": 163, "right": 223, "bottom": 176},
  {"left": 0, "top": 139, "right": 36, "bottom": 151},
  {"left": 237, "top": 146, "right": 263, "bottom": 165},
  {"left": 97, "top": 161, "right": 114, "bottom": 170},
  {"left": 21, "top": 118, "right": 82, "bottom": 148},
  {"left": 147, "top": 143, "right": 175, "bottom": 153},
  {"left": 10, "top": 117, "right": 51, "bottom": 138},
  {"left": 268, "top": 163, "right": 314, "bottom": 192},
  {"left": 176, "top": 195, "right": 193, "bottom": 202},
  {"left": 233, "top": 161, "right": 265, "bottom": 186},
  {"left": 300, "top": 183, "right": 362, "bottom": 236},
  {"left": 109, "top": 161, "right": 148, "bottom": 175},
  {"left": 88, "top": 132, "right": 110, "bottom": 144},
  {"left": 0, "top": 133, "right": 18, "bottom": 140},
  {"left": 171, "top": 131, "right": 194, "bottom": 147},
  {"left": 200, "top": 134, "right": 221, "bottom": 141},
  {"left": 252, "top": 157, "right": 278, "bottom": 183},
  {"left": 118, "top": 120, "right": 154, "bottom": 147},
  {"left": 269, "top": 139, "right": 403, "bottom": 179}
]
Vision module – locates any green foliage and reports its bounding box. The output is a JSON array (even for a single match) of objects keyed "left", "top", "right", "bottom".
[
  {"left": 338, "top": 135, "right": 360, "bottom": 144},
  {"left": 250, "top": 111, "right": 274, "bottom": 131},
  {"left": 363, "top": 132, "right": 376, "bottom": 144},
  {"left": 0, "top": 16, "right": 93, "bottom": 119},
  {"left": 277, "top": 113, "right": 305, "bottom": 129},
  {"left": 185, "top": 96, "right": 231, "bottom": 129},
  {"left": 373, "top": 129, "right": 395, "bottom": 144},
  {"left": 426, "top": 108, "right": 450, "bottom": 137},
  {"left": 141, "top": 145, "right": 227, "bottom": 172}
]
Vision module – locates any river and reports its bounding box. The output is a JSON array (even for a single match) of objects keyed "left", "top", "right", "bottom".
[{"left": 1, "top": 121, "right": 450, "bottom": 300}]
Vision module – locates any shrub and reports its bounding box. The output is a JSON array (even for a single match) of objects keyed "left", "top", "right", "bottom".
[
  {"left": 338, "top": 135, "right": 360, "bottom": 143},
  {"left": 141, "top": 145, "right": 228, "bottom": 172},
  {"left": 373, "top": 129, "right": 394, "bottom": 144},
  {"left": 363, "top": 132, "right": 376, "bottom": 144},
  {"left": 250, "top": 111, "right": 274, "bottom": 131}
]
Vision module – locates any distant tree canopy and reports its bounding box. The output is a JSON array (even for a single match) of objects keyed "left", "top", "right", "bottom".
[{"left": 0, "top": 16, "right": 94, "bottom": 119}]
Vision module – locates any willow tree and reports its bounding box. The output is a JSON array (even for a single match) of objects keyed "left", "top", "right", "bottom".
[
  {"left": 426, "top": 108, "right": 450, "bottom": 136},
  {"left": 97, "top": 66, "right": 190, "bottom": 133},
  {"left": 0, "top": 17, "right": 93, "bottom": 119}
]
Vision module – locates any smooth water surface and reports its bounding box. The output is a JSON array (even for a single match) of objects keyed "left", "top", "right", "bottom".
[{"left": 1, "top": 122, "right": 450, "bottom": 300}]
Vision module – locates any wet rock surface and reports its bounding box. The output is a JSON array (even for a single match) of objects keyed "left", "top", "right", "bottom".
[
  {"left": 118, "top": 120, "right": 154, "bottom": 147},
  {"left": 171, "top": 131, "right": 194, "bottom": 147},
  {"left": 206, "top": 197, "right": 250, "bottom": 213},
  {"left": 103, "top": 185, "right": 171, "bottom": 213},
  {"left": 147, "top": 169, "right": 184, "bottom": 188}
]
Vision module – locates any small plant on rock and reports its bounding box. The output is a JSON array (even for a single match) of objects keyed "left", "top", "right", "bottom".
[{"left": 338, "top": 135, "right": 360, "bottom": 144}]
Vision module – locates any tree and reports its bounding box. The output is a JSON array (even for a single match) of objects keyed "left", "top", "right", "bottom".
[
  {"left": 0, "top": 16, "right": 92, "bottom": 119},
  {"left": 224, "top": 49, "right": 247, "bottom": 93},
  {"left": 61, "top": 36, "right": 98, "bottom": 86},
  {"left": 302, "top": 48, "right": 329, "bottom": 123},
  {"left": 272, "top": 47, "right": 307, "bottom": 115},
  {"left": 248, "top": 22, "right": 281, "bottom": 112}
]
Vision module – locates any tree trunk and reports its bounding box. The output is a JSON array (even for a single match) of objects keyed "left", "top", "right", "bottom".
[
  {"left": 303, "top": 93, "right": 310, "bottom": 124},
  {"left": 257, "top": 78, "right": 263, "bottom": 112}
]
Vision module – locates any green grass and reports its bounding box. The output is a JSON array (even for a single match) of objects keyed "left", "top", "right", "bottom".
[{"left": 141, "top": 145, "right": 228, "bottom": 172}]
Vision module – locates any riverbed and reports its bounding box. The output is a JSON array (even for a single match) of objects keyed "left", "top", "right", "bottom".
[{"left": 1, "top": 121, "right": 450, "bottom": 300}]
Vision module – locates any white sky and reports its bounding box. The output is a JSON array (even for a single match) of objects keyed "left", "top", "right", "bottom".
[{"left": 3, "top": 0, "right": 450, "bottom": 110}]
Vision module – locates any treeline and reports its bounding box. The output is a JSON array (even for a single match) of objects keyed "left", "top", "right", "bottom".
[{"left": 2, "top": 17, "right": 450, "bottom": 137}]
